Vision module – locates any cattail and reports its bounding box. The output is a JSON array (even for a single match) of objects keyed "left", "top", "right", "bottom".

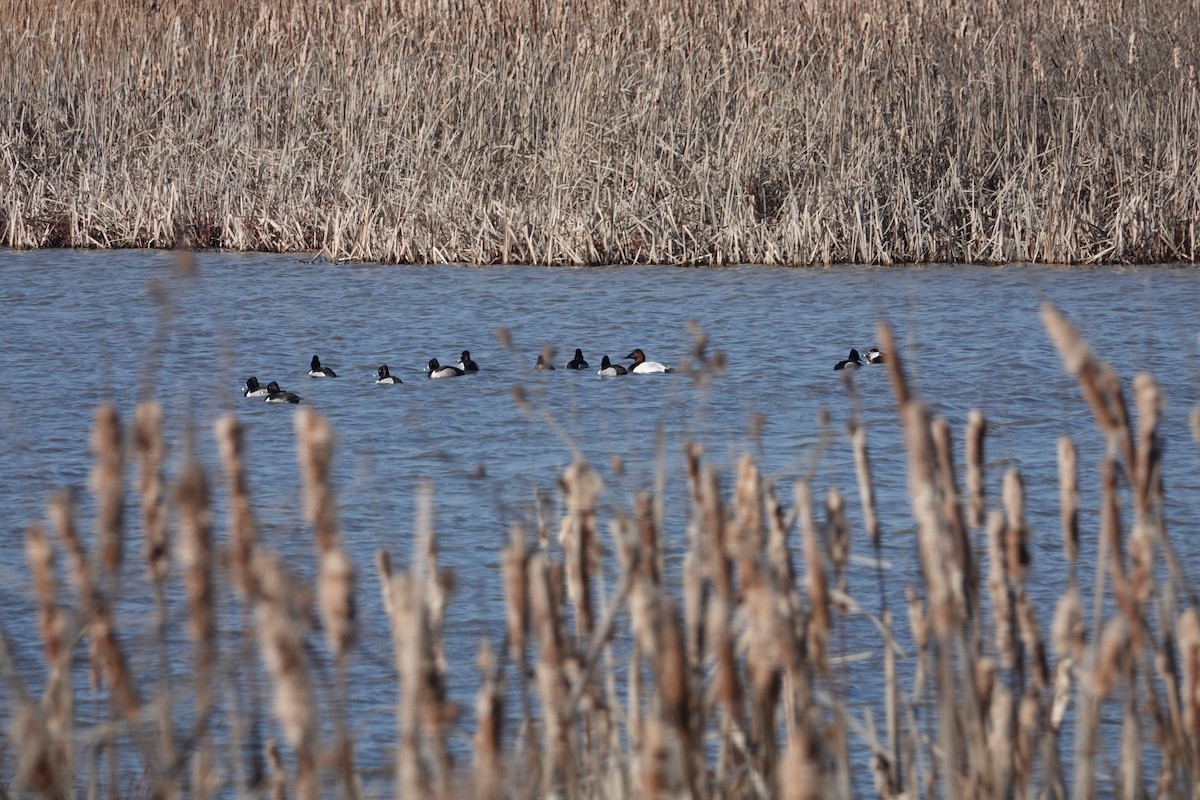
[
  {"left": 25, "top": 523, "right": 63, "bottom": 666},
  {"left": 1100, "top": 364, "right": 1136, "bottom": 470},
  {"left": 49, "top": 490, "right": 101, "bottom": 684},
  {"left": 825, "top": 487, "right": 849, "bottom": 595},
  {"left": 986, "top": 681, "right": 1014, "bottom": 793},
  {"left": 902, "top": 401, "right": 954, "bottom": 637},
  {"left": 1100, "top": 456, "right": 1134, "bottom": 629},
  {"left": 295, "top": 407, "right": 356, "bottom": 656},
  {"left": 778, "top": 730, "right": 823, "bottom": 800},
  {"left": 1041, "top": 302, "right": 1119, "bottom": 440},
  {"left": 379, "top": 562, "right": 423, "bottom": 796},
  {"left": 11, "top": 706, "right": 59, "bottom": 797},
  {"left": 704, "top": 464, "right": 742, "bottom": 723},
  {"left": 135, "top": 402, "right": 168, "bottom": 583},
  {"left": 975, "top": 657, "right": 997, "bottom": 719},
  {"left": 472, "top": 639, "right": 503, "bottom": 800},
  {"left": 965, "top": 410, "right": 987, "bottom": 530},
  {"left": 265, "top": 739, "right": 287, "bottom": 800},
  {"left": 764, "top": 480, "right": 794, "bottom": 590},
  {"left": 733, "top": 453, "right": 765, "bottom": 578},
  {"left": 528, "top": 552, "right": 573, "bottom": 795},
  {"left": 558, "top": 460, "right": 599, "bottom": 643},
  {"left": 294, "top": 407, "right": 338, "bottom": 552},
  {"left": 1002, "top": 469, "right": 1029, "bottom": 588},
  {"left": 214, "top": 413, "right": 256, "bottom": 597},
  {"left": 932, "top": 416, "right": 972, "bottom": 620},
  {"left": 1119, "top": 700, "right": 1141, "bottom": 799},
  {"left": 177, "top": 461, "right": 215, "bottom": 723},
  {"left": 640, "top": 717, "right": 670, "bottom": 797},
  {"left": 1051, "top": 584, "right": 1084, "bottom": 662},
  {"left": 1178, "top": 609, "right": 1200, "bottom": 734},
  {"left": 907, "top": 588, "right": 928, "bottom": 692},
  {"left": 1050, "top": 657, "right": 1073, "bottom": 732},
  {"left": 1132, "top": 372, "right": 1163, "bottom": 516},
  {"left": 90, "top": 402, "right": 124, "bottom": 578},
  {"left": 986, "top": 511, "right": 1015, "bottom": 669},
  {"left": 21, "top": 525, "right": 72, "bottom": 796},
  {"left": 849, "top": 417, "right": 881, "bottom": 547},
  {"left": 655, "top": 595, "right": 697, "bottom": 795},
  {"left": 797, "top": 480, "right": 828, "bottom": 669},
  {"left": 876, "top": 322, "right": 909, "bottom": 410},
  {"left": 502, "top": 524, "right": 528, "bottom": 665},
  {"left": 252, "top": 554, "right": 317, "bottom": 800},
  {"left": 50, "top": 492, "right": 141, "bottom": 733},
  {"left": 319, "top": 548, "right": 357, "bottom": 660},
  {"left": 1091, "top": 617, "right": 1130, "bottom": 699},
  {"left": 635, "top": 490, "right": 662, "bottom": 584},
  {"left": 1057, "top": 436, "right": 1079, "bottom": 567},
  {"left": 1015, "top": 594, "right": 1048, "bottom": 691}
]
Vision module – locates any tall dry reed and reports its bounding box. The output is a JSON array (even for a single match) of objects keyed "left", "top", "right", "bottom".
[{"left": 1, "top": 0, "right": 1198, "bottom": 264}]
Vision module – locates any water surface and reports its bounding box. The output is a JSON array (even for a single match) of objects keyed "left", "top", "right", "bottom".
[{"left": 0, "top": 251, "right": 1197, "bottom": 791}]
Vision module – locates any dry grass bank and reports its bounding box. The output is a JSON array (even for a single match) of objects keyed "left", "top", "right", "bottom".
[
  {"left": 3, "top": 0, "right": 1199, "bottom": 265},
  {"left": 1, "top": 303, "right": 1199, "bottom": 797}
]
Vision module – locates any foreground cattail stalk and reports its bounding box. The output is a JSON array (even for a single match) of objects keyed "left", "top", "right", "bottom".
[
  {"left": 253, "top": 553, "right": 318, "bottom": 800},
  {"left": 215, "top": 413, "right": 257, "bottom": 598},
  {"left": 965, "top": 410, "right": 987, "bottom": 531},
  {"left": 295, "top": 407, "right": 358, "bottom": 796},
  {"left": 90, "top": 403, "right": 124, "bottom": 583},
  {"left": 135, "top": 402, "right": 168, "bottom": 583},
  {"left": 295, "top": 408, "right": 357, "bottom": 656},
  {"left": 177, "top": 461, "right": 216, "bottom": 796}
]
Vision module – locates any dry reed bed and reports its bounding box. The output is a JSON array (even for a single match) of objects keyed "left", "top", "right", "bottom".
[
  {"left": 1, "top": 0, "right": 1199, "bottom": 265},
  {"left": 1, "top": 303, "right": 1198, "bottom": 798}
]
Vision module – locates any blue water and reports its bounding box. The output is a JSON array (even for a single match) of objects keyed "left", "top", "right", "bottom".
[{"left": 0, "top": 250, "right": 1197, "bottom": 794}]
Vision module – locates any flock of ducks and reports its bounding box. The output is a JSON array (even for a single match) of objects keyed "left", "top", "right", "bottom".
[
  {"left": 242, "top": 346, "right": 886, "bottom": 403},
  {"left": 834, "top": 347, "right": 885, "bottom": 370},
  {"left": 241, "top": 348, "right": 676, "bottom": 404}
]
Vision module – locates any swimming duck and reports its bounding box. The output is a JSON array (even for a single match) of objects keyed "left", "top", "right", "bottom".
[
  {"left": 428, "top": 358, "right": 465, "bottom": 379},
  {"left": 456, "top": 350, "right": 479, "bottom": 373},
  {"left": 566, "top": 349, "right": 590, "bottom": 370},
  {"left": 308, "top": 355, "right": 337, "bottom": 377},
  {"left": 597, "top": 355, "right": 628, "bottom": 377},
  {"left": 625, "top": 348, "right": 674, "bottom": 374},
  {"left": 866, "top": 347, "right": 885, "bottom": 364},
  {"left": 376, "top": 364, "right": 402, "bottom": 384},
  {"left": 535, "top": 354, "right": 556, "bottom": 371},
  {"left": 243, "top": 377, "right": 270, "bottom": 397},
  {"left": 264, "top": 382, "right": 301, "bottom": 404},
  {"left": 834, "top": 349, "right": 863, "bottom": 370}
]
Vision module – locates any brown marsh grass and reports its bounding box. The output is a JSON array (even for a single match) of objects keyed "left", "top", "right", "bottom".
[
  {"left": 1, "top": 302, "right": 1199, "bottom": 797},
  {"left": 1, "top": 0, "right": 1199, "bottom": 265}
]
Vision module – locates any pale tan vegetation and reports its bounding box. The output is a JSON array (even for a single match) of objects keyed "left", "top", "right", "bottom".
[
  {"left": 1, "top": 0, "right": 1199, "bottom": 264},
  {"left": 1, "top": 300, "right": 1199, "bottom": 797}
]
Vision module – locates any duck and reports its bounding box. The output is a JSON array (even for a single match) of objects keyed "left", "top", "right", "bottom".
[
  {"left": 866, "top": 347, "right": 885, "bottom": 364},
  {"left": 308, "top": 355, "right": 337, "bottom": 377},
  {"left": 243, "top": 376, "right": 270, "bottom": 397},
  {"left": 264, "top": 381, "right": 301, "bottom": 404},
  {"left": 566, "top": 349, "right": 589, "bottom": 370},
  {"left": 834, "top": 349, "right": 863, "bottom": 370},
  {"left": 625, "top": 348, "right": 674, "bottom": 374},
  {"left": 456, "top": 350, "right": 479, "bottom": 373},
  {"left": 535, "top": 354, "right": 556, "bottom": 371},
  {"left": 376, "top": 364, "right": 402, "bottom": 384},
  {"left": 428, "top": 358, "right": 465, "bottom": 379},
  {"left": 597, "top": 355, "right": 628, "bottom": 377}
]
